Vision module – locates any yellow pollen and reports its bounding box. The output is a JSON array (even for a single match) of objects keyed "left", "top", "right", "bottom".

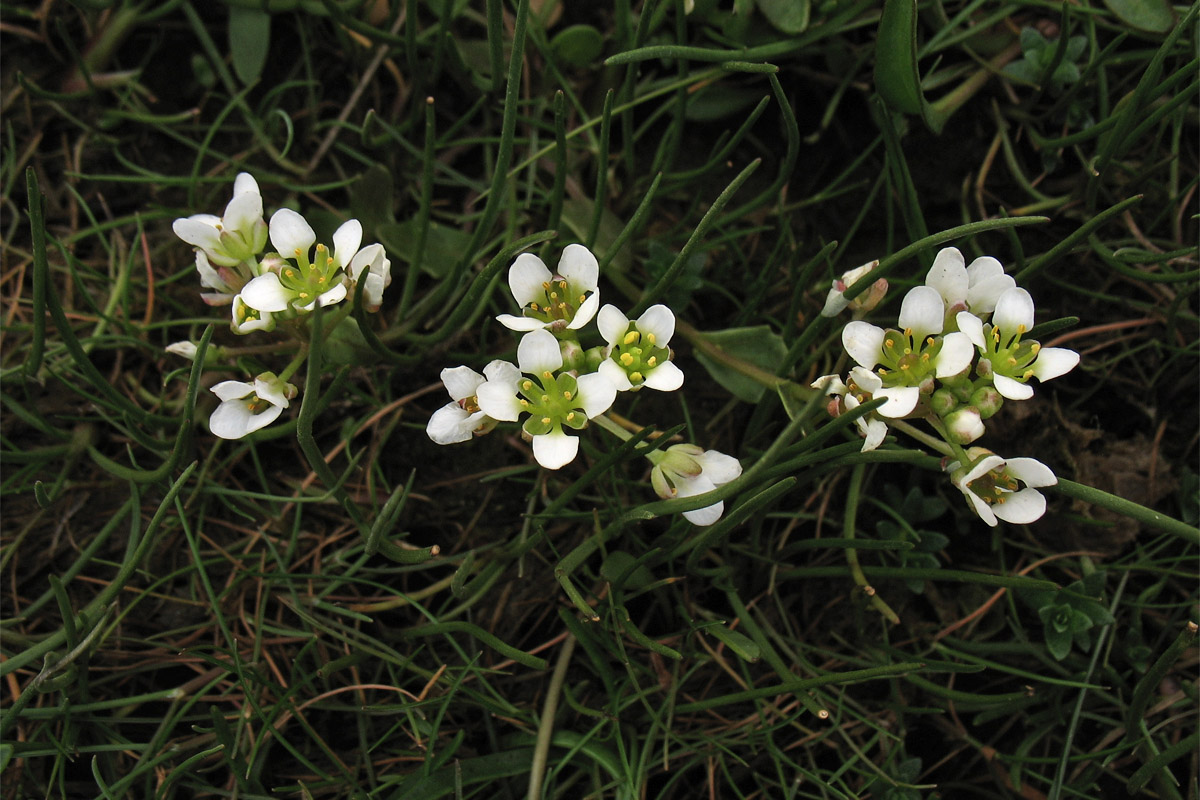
[
  {"left": 522, "top": 380, "right": 533, "bottom": 391},
  {"left": 646, "top": 333, "right": 656, "bottom": 345},
  {"left": 542, "top": 281, "right": 552, "bottom": 290},
  {"left": 317, "top": 276, "right": 326, "bottom": 283},
  {"left": 903, "top": 348, "right": 912, "bottom": 355},
  {"left": 316, "top": 244, "right": 326, "bottom": 253},
  {"left": 541, "top": 395, "right": 549, "bottom": 403},
  {"left": 647, "top": 356, "right": 657, "bottom": 366},
  {"left": 903, "top": 327, "right": 912, "bottom": 337},
  {"left": 900, "top": 363, "right": 910, "bottom": 371},
  {"left": 542, "top": 371, "right": 553, "bottom": 380},
  {"left": 920, "top": 353, "right": 929, "bottom": 362},
  {"left": 519, "top": 399, "right": 529, "bottom": 406},
  {"left": 1017, "top": 325, "right": 1027, "bottom": 334},
  {"left": 558, "top": 280, "right": 568, "bottom": 290},
  {"left": 1022, "top": 369, "right": 1034, "bottom": 380},
  {"left": 885, "top": 338, "right": 895, "bottom": 348},
  {"left": 1031, "top": 343, "right": 1041, "bottom": 354},
  {"left": 299, "top": 292, "right": 310, "bottom": 299},
  {"left": 623, "top": 331, "right": 640, "bottom": 345},
  {"left": 878, "top": 368, "right": 889, "bottom": 376},
  {"left": 530, "top": 302, "right": 540, "bottom": 311},
  {"left": 566, "top": 412, "right": 576, "bottom": 421},
  {"left": 294, "top": 248, "right": 303, "bottom": 258},
  {"left": 558, "top": 303, "right": 568, "bottom": 312},
  {"left": 563, "top": 391, "right": 572, "bottom": 400},
  {"left": 578, "top": 294, "right": 586, "bottom": 304},
  {"left": 549, "top": 291, "right": 558, "bottom": 300},
  {"left": 285, "top": 268, "right": 297, "bottom": 278},
  {"left": 541, "top": 417, "right": 551, "bottom": 425},
  {"left": 926, "top": 337, "right": 935, "bottom": 346},
  {"left": 620, "top": 353, "right": 634, "bottom": 366},
  {"left": 1008, "top": 357, "right": 1018, "bottom": 367},
  {"left": 630, "top": 371, "right": 642, "bottom": 382}
]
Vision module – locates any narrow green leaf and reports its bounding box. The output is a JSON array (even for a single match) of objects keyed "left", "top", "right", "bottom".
[{"left": 874, "top": 0, "right": 926, "bottom": 116}]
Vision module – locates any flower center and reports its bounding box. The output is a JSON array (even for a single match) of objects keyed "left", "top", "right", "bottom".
[
  {"left": 610, "top": 327, "right": 670, "bottom": 385},
  {"left": 966, "top": 468, "right": 1020, "bottom": 506},
  {"left": 875, "top": 328, "right": 941, "bottom": 387},
  {"left": 517, "top": 371, "right": 587, "bottom": 435},
  {"left": 524, "top": 278, "right": 591, "bottom": 326},
  {"left": 276, "top": 243, "right": 343, "bottom": 307},
  {"left": 982, "top": 323, "right": 1041, "bottom": 381}
]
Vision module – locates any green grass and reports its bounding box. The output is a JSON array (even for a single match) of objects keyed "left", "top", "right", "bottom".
[{"left": 2, "top": 1, "right": 1197, "bottom": 798}]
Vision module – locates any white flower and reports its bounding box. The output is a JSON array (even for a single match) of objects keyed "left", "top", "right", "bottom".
[
  {"left": 924, "top": 247, "right": 1016, "bottom": 317},
  {"left": 956, "top": 288, "right": 1080, "bottom": 400},
  {"left": 427, "top": 361, "right": 521, "bottom": 444},
  {"left": 496, "top": 244, "right": 600, "bottom": 332},
  {"left": 165, "top": 341, "right": 198, "bottom": 360},
  {"left": 812, "top": 367, "right": 888, "bottom": 451},
  {"left": 239, "top": 210, "right": 358, "bottom": 314},
  {"left": 475, "top": 329, "right": 616, "bottom": 469},
  {"left": 840, "top": 286, "right": 974, "bottom": 418},
  {"left": 230, "top": 294, "right": 275, "bottom": 334},
  {"left": 173, "top": 172, "right": 268, "bottom": 268},
  {"left": 208, "top": 372, "right": 297, "bottom": 440},
  {"left": 649, "top": 444, "right": 743, "bottom": 526},
  {"left": 821, "top": 259, "right": 886, "bottom": 317},
  {"left": 346, "top": 243, "right": 392, "bottom": 312},
  {"left": 948, "top": 448, "right": 1057, "bottom": 526},
  {"left": 596, "top": 303, "right": 684, "bottom": 392}
]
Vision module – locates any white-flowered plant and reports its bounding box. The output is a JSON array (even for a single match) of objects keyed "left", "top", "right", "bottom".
[
  {"left": 208, "top": 372, "right": 296, "bottom": 440},
  {"left": 596, "top": 304, "right": 684, "bottom": 392},
  {"left": 171, "top": 173, "right": 396, "bottom": 440},
  {"left": 819, "top": 245, "right": 1080, "bottom": 525},
  {"left": 648, "top": 444, "right": 743, "bottom": 526},
  {"left": 475, "top": 328, "right": 616, "bottom": 470},
  {"left": 947, "top": 448, "right": 1057, "bottom": 526},
  {"left": 496, "top": 244, "right": 600, "bottom": 332}
]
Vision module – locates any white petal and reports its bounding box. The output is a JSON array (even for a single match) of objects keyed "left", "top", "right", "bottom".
[
  {"left": 240, "top": 273, "right": 293, "bottom": 312},
  {"left": 875, "top": 385, "right": 920, "bottom": 418},
  {"left": 992, "top": 287, "right": 1035, "bottom": 336},
  {"left": 962, "top": 489, "right": 999, "bottom": 526},
  {"left": 898, "top": 285, "right": 945, "bottom": 338},
  {"left": 993, "top": 373, "right": 1034, "bottom": 400},
  {"left": 483, "top": 360, "right": 522, "bottom": 384},
  {"left": 210, "top": 397, "right": 282, "bottom": 439},
  {"left": 821, "top": 287, "right": 849, "bottom": 317},
  {"left": 441, "top": 365, "right": 486, "bottom": 401},
  {"left": 597, "top": 359, "right": 633, "bottom": 392},
  {"left": 567, "top": 290, "right": 601, "bottom": 330},
  {"left": 956, "top": 311, "right": 986, "bottom": 349},
  {"left": 476, "top": 381, "right": 522, "bottom": 422},
  {"left": 1031, "top": 347, "right": 1079, "bottom": 382},
  {"left": 992, "top": 488, "right": 1047, "bottom": 524},
  {"left": 211, "top": 380, "right": 254, "bottom": 402},
  {"left": 860, "top": 418, "right": 888, "bottom": 451},
  {"left": 269, "top": 208, "right": 316, "bottom": 256},
  {"left": 316, "top": 283, "right": 348, "bottom": 307},
  {"left": 1004, "top": 457, "right": 1057, "bottom": 488},
  {"left": 697, "top": 450, "right": 741, "bottom": 485},
  {"left": 597, "top": 304, "right": 629, "bottom": 346},
  {"left": 576, "top": 371, "right": 617, "bottom": 418},
  {"left": 557, "top": 243, "right": 599, "bottom": 289},
  {"left": 427, "top": 403, "right": 482, "bottom": 444},
  {"left": 508, "top": 254, "right": 552, "bottom": 305},
  {"left": 173, "top": 216, "right": 224, "bottom": 252},
  {"left": 253, "top": 375, "right": 291, "bottom": 408},
  {"left": 960, "top": 454, "right": 1005, "bottom": 486},
  {"left": 223, "top": 191, "right": 263, "bottom": 235},
  {"left": 332, "top": 219, "right": 363, "bottom": 267},
  {"left": 811, "top": 374, "right": 846, "bottom": 395},
  {"left": 233, "top": 172, "right": 260, "bottom": 196},
  {"left": 842, "top": 321, "right": 885, "bottom": 369},
  {"left": 532, "top": 429, "right": 579, "bottom": 470},
  {"left": 348, "top": 243, "right": 383, "bottom": 280},
  {"left": 682, "top": 502, "right": 725, "bottom": 526},
  {"left": 935, "top": 332, "right": 975, "bottom": 378},
  {"left": 965, "top": 257, "right": 1014, "bottom": 313},
  {"left": 195, "top": 251, "right": 228, "bottom": 291},
  {"left": 496, "top": 314, "right": 547, "bottom": 331},
  {"left": 849, "top": 366, "right": 882, "bottom": 393},
  {"left": 517, "top": 329, "right": 563, "bottom": 375},
  {"left": 925, "top": 247, "right": 967, "bottom": 307},
  {"left": 637, "top": 304, "right": 676, "bottom": 346},
  {"left": 642, "top": 360, "right": 684, "bottom": 391}
]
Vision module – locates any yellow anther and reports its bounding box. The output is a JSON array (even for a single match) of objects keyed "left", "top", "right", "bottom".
[
  {"left": 620, "top": 353, "right": 634, "bottom": 366},
  {"left": 646, "top": 333, "right": 656, "bottom": 345},
  {"left": 316, "top": 244, "right": 326, "bottom": 252},
  {"left": 878, "top": 368, "right": 889, "bottom": 376},
  {"left": 299, "top": 292, "right": 310, "bottom": 299},
  {"left": 519, "top": 399, "right": 530, "bottom": 406},
  {"left": 558, "top": 280, "right": 568, "bottom": 290},
  {"left": 549, "top": 291, "right": 559, "bottom": 300},
  {"left": 903, "top": 327, "right": 912, "bottom": 337},
  {"left": 885, "top": 338, "right": 895, "bottom": 348},
  {"left": 1008, "top": 357, "right": 1018, "bottom": 367},
  {"left": 542, "top": 281, "right": 551, "bottom": 290},
  {"left": 317, "top": 276, "right": 326, "bottom": 283},
  {"left": 647, "top": 356, "right": 657, "bottom": 367},
  {"left": 294, "top": 248, "right": 303, "bottom": 258},
  {"left": 566, "top": 412, "right": 576, "bottom": 422},
  {"left": 562, "top": 391, "right": 572, "bottom": 400},
  {"left": 900, "top": 363, "right": 910, "bottom": 370},
  {"left": 541, "top": 417, "right": 551, "bottom": 425},
  {"left": 1022, "top": 369, "right": 1034, "bottom": 380},
  {"left": 529, "top": 302, "right": 540, "bottom": 312},
  {"left": 542, "top": 371, "right": 553, "bottom": 380},
  {"left": 629, "top": 371, "right": 643, "bottom": 382},
  {"left": 557, "top": 303, "right": 568, "bottom": 312},
  {"left": 1017, "top": 325, "right": 1027, "bottom": 334},
  {"left": 522, "top": 380, "right": 533, "bottom": 391},
  {"left": 926, "top": 337, "right": 935, "bottom": 346},
  {"left": 920, "top": 353, "right": 930, "bottom": 362},
  {"left": 578, "top": 294, "right": 586, "bottom": 304},
  {"left": 903, "top": 348, "right": 912, "bottom": 355},
  {"left": 541, "top": 395, "right": 549, "bottom": 403},
  {"left": 1031, "top": 343, "right": 1041, "bottom": 354},
  {"left": 623, "top": 331, "right": 640, "bottom": 345}
]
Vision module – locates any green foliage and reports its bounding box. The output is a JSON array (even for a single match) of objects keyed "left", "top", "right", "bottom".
[
  {"left": 1002, "top": 27, "right": 1088, "bottom": 93},
  {"left": 1021, "top": 571, "right": 1117, "bottom": 661}
]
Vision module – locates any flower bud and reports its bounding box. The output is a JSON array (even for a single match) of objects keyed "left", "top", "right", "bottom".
[
  {"left": 166, "top": 341, "right": 198, "bottom": 360},
  {"left": 559, "top": 338, "right": 585, "bottom": 373},
  {"left": 945, "top": 407, "right": 985, "bottom": 444},
  {"left": 970, "top": 385, "right": 1004, "bottom": 419},
  {"left": 930, "top": 388, "right": 957, "bottom": 416}
]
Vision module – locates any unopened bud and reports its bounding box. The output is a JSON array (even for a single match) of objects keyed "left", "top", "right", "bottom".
[
  {"left": 970, "top": 385, "right": 1004, "bottom": 419},
  {"left": 930, "top": 388, "right": 957, "bottom": 416},
  {"left": 559, "top": 338, "right": 585, "bottom": 373},
  {"left": 945, "top": 407, "right": 985, "bottom": 444}
]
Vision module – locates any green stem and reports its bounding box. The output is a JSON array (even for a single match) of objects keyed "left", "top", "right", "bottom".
[
  {"left": 527, "top": 634, "right": 577, "bottom": 800},
  {"left": 1052, "top": 479, "right": 1199, "bottom": 545},
  {"left": 844, "top": 464, "right": 900, "bottom": 624},
  {"left": 592, "top": 413, "right": 634, "bottom": 443}
]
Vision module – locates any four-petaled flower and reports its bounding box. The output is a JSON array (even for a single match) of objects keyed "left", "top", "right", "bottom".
[
  {"left": 596, "top": 304, "right": 684, "bottom": 392},
  {"left": 821, "top": 260, "right": 887, "bottom": 317},
  {"left": 812, "top": 367, "right": 889, "bottom": 451},
  {"left": 427, "top": 361, "right": 521, "bottom": 444},
  {"left": 496, "top": 245, "right": 600, "bottom": 332},
  {"left": 208, "top": 372, "right": 297, "bottom": 440},
  {"left": 842, "top": 286, "right": 974, "bottom": 417},
  {"left": 345, "top": 243, "right": 392, "bottom": 312},
  {"left": 924, "top": 246, "right": 1015, "bottom": 318},
  {"left": 956, "top": 287, "right": 1079, "bottom": 400},
  {"left": 239, "top": 210, "right": 357, "bottom": 314},
  {"left": 649, "top": 444, "right": 742, "bottom": 526},
  {"left": 173, "top": 172, "right": 268, "bottom": 269},
  {"left": 947, "top": 448, "right": 1057, "bottom": 526},
  {"left": 476, "top": 329, "right": 616, "bottom": 469}
]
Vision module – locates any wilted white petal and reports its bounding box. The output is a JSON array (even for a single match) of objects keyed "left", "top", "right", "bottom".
[
  {"left": 1030, "top": 347, "right": 1079, "bottom": 381},
  {"left": 642, "top": 360, "right": 684, "bottom": 391},
  {"left": 166, "top": 341, "right": 198, "bottom": 359},
  {"left": 992, "top": 488, "right": 1047, "bottom": 524},
  {"left": 992, "top": 288, "right": 1035, "bottom": 336},
  {"left": 427, "top": 403, "right": 482, "bottom": 444},
  {"left": 898, "top": 285, "right": 945, "bottom": 338},
  {"left": 875, "top": 385, "right": 920, "bottom": 418},
  {"left": 508, "top": 254, "right": 552, "bottom": 305},
  {"left": 842, "top": 321, "right": 885, "bottom": 369},
  {"left": 597, "top": 304, "right": 629, "bottom": 347},
  {"left": 956, "top": 311, "right": 987, "bottom": 349},
  {"left": 935, "top": 331, "right": 975, "bottom": 378},
  {"left": 993, "top": 373, "right": 1034, "bottom": 400},
  {"left": 269, "top": 208, "right": 316, "bottom": 256},
  {"left": 576, "top": 372, "right": 617, "bottom": 417},
  {"left": 1003, "top": 457, "right": 1057, "bottom": 488},
  {"left": 637, "top": 304, "right": 676, "bottom": 346},
  {"left": 532, "top": 429, "right": 579, "bottom": 470},
  {"left": 811, "top": 374, "right": 847, "bottom": 395},
  {"left": 441, "top": 365, "right": 486, "bottom": 401},
  {"left": 517, "top": 329, "right": 563, "bottom": 375},
  {"left": 557, "top": 243, "right": 599, "bottom": 289},
  {"left": 925, "top": 247, "right": 968, "bottom": 307}
]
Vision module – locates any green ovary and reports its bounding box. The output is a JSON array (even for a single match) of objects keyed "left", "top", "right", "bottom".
[
  {"left": 518, "top": 371, "right": 587, "bottom": 436},
  {"left": 611, "top": 328, "right": 669, "bottom": 385}
]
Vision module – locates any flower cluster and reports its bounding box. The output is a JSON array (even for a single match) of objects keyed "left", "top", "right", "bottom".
[
  {"left": 427, "top": 245, "right": 739, "bottom": 525},
  {"left": 171, "top": 174, "right": 393, "bottom": 439},
  {"left": 817, "top": 247, "right": 1080, "bottom": 525}
]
